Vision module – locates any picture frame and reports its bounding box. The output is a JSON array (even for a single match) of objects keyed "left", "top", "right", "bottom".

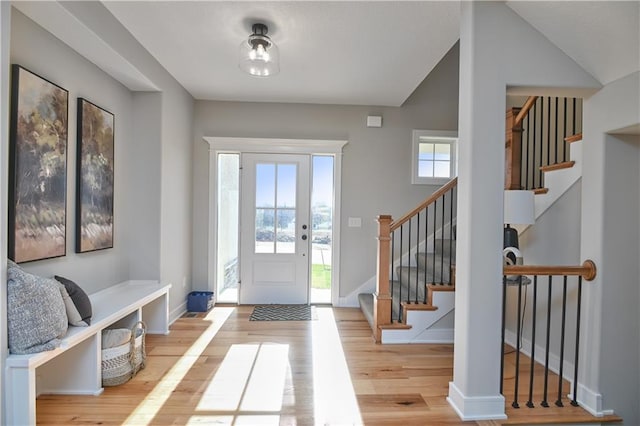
[
  {"left": 8, "top": 65, "right": 69, "bottom": 263},
  {"left": 76, "top": 98, "right": 115, "bottom": 253}
]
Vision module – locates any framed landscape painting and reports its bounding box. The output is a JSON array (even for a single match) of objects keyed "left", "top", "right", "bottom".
[
  {"left": 76, "top": 98, "right": 114, "bottom": 253},
  {"left": 8, "top": 65, "right": 68, "bottom": 263}
]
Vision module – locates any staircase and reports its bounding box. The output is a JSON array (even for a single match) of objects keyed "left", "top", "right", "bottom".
[
  {"left": 358, "top": 178, "right": 457, "bottom": 344},
  {"left": 358, "top": 95, "right": 583, "bottom": 346}
]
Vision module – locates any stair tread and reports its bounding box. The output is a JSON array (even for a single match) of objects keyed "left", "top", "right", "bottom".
[
  {"left": 401, "top": 301, "right": 438, "bottom": 311},
  {"left": 564, "top": 133, "right": 582, "bottom": 143},
  {"left": 540, "top": 161, "right": 575, "bottom": 173},
  {"left": 533, "top": 187, "right": 549, "bottom": 195}
]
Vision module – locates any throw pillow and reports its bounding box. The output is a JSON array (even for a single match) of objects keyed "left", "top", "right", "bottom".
[
  {"left": 58, "top": 283, "right": 89, "bottom": 327},
  {"left": 7, "top": 263, "right": 68, "bottom": 354},
  {"left": 55, "top": 275, "right": 92, "bottom": 325}
]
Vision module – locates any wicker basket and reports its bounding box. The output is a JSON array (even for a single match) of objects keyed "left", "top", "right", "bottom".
[{"left": 102, "top": 321, "right": 146, "bottom": 387}]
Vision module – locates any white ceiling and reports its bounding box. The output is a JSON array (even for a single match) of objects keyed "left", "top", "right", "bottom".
[
  {"left": 102, "top": 1, "right": 460, "bottom": 107},
  {"left": 506, "top": 1, "right": 640, "bottom": 86},
  {"left": 14, "top": 2, "right": 639, "bottom": 107}
]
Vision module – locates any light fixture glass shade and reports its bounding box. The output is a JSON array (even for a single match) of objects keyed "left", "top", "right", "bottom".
[
  {"left": 504, "top": 190, "right": 535, "bottom": 225},
  {"left": 239, "top": 23, "right": 279, "bottom": 77}
]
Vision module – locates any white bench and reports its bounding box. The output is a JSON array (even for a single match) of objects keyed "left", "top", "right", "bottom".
[{"left": 5, "top": 280, "right": 171, "bottom": 426}]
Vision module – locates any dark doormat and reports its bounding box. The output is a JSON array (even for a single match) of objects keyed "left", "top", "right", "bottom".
[{"left": 250, "top": 305, "right": 317, "bottom": 321}]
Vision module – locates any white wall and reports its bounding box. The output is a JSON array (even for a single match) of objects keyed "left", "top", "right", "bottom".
[
  {"left": 0, "top": 2, "right": 11, "bottom": 419},
  {"left": 581, "top": 71, "right": 640, "bottom": 423},
  {"left": 192, "top": 43, "right": 460, "bottom": 298},
  {"left": 9, "top": 9, "right": 132, "bottom": 292}
]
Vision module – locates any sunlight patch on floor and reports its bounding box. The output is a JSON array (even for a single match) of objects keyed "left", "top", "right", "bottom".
[
  {"left": 311, "top": 307, "right": 363, "bottom": 425},
  {"left": 186, "top": 415, "right": 280, "bottom": 425},
  {"left": 123, "top": 307, "right": 234, "bottom": 425},
  {"left": 196, "top": 343, "right": 289, "bottom": 413}
]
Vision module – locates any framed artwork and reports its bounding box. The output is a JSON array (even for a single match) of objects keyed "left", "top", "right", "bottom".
[
  {"left": 8, "top": 65, "right": 69, "bottom": 263},
  {"left": 76, "top": 98, "right": 114, "bottom": 253}
]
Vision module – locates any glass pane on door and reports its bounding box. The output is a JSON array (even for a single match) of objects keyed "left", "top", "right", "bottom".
[{"left": 254, "top": 163, "right": 298, "bottom": 254}]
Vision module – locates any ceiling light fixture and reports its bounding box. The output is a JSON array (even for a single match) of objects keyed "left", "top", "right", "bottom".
[{"left": 239, "top": 23, "right": 279, "bottom": 77}]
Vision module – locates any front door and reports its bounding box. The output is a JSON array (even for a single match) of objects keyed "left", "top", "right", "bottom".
[{"left": 240, "top": 153, "right": 310, "bottom": 304}]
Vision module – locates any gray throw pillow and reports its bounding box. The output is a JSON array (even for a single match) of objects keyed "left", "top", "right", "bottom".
[
  {"left": 7, "top": 263, "right": 68, "bottom": 354},
  {"left": 55, "top": 275, "right": 92, "bottom": 325}
]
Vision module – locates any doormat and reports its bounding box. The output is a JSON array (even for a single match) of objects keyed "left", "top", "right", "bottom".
[{"left": 250, "top": 305, "right": 317, "bottom": 321}]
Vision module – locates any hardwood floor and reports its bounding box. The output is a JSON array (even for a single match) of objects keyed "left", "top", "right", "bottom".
[{"left": 36, "top": 306, "right": 620, "bottom": 425}]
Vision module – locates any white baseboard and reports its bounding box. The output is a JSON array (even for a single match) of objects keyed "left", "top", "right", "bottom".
[
  {"left": 447, "top": 381, "right": 507, "bottom": 420},
  {"left": 575, "top": 383, "right": 615, "bottom": 417},
  {"left": 169, "top": 301, "right": 187, "bottom": 325},
  {"left": 383, "top": 327, "right": 454, "bottom": 344}
]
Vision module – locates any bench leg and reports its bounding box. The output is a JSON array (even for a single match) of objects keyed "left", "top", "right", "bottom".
[
  {"left": 6, "top": 366, "right": 36, "bottom": 426},
  {"left": 143, "top": 293, "right": 170, "bottom": 334}
]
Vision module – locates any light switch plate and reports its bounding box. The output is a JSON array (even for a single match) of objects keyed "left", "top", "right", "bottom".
[{"left": 348, "top": 217, "right": 362, "bottom": 227}]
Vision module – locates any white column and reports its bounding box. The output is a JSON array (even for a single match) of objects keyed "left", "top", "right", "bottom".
[{"left": 447, "top": 2, "right": 506, "bottom": 420}]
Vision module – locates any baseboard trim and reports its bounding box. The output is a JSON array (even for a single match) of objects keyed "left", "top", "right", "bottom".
[
  {"left": 576, "top": 383, "right": 615, "bottom": 417},
  {"left": 169, "top": 301, "right": 187, "bottom": 325},
  {"left": 447, "top": 381, "right": 507, "bottom": 420}
]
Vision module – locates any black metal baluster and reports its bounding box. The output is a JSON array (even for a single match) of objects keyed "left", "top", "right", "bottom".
[
  {"left": 547, "top": 97, "right": 551, "bottom": 167},
  {"left": 424, "top": 205, "right": 429, "bottom": 302},
  {"left": 525, "top": 110, "right": 530, "bottom": 189},
  {"left": 538, "top": 98, "right": 544, "bottom": 188},
  {"left": 408, "top": 217, "right": 412, "bottom": 306},
  {"left": 391, "top": 229, "right": 395, "bottom": 322},
  {"left": 432, "top": 199, "right": 437, "bottom": 285},
  {"left": 555, "top": 276, "right": 568, "bottom": 407},
  {"left": 554, "top": 97, "right": 559, "bottom": 165},
  {"left": 563, "top": 98, "right": 568, "bottom": 162},
  {"left": 513, "top": 275, "right": 524, "bottom": 408},
  {"left": 572, "top": 98, "right": 577, "bottom": 136},
  {"left": 532, "top": 100, "right": 537, "bottom": 189},
  {"left": 500, "top": 275, "right": 507, "bottom": 394},
  {"left": 541, "top": 276, "right": 553, "bottom": 407},
  {"left": 440, "top": 192, "right": 445, "bottom": 285},
  {"left": 399, "top": 226, "right": 403, "bottom": 322},
  {"left": 415, "top": 213, "right": 420, "bottom": 304},
  {"left": 571, "top": 276, "right": 583, "bottom": 407},
  {"left": 526, "top": 276, "right": 538, "bottom": 408},
  {"left": 449, "top": 188, "right": 454, "bottom": 284}
]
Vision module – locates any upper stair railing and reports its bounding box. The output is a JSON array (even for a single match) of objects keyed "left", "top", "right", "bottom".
[
  {"left": 506, "top": 96, "right": 583, "bottom": 192},
  {"left": 374, "top": 177, "right": 457, "bottom": 342}
]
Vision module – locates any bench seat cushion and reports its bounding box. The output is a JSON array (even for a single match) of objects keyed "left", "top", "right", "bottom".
[{"left": 7, "top": 262, "right": 68, "bottom": 354}]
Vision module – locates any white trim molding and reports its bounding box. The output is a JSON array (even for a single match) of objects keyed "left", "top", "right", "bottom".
[
  {"left": 447, "top": 382, "right": 507, "bottom": 421},
  {"left": 204, "top": 137, "right": 348, "bottom": 306}
]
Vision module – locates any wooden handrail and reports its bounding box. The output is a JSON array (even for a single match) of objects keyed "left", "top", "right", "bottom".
[
  {"left": 503, "top": 260, "right": 596, "bottom": 281},
  {"left": 514, "top": 96, "right": 538, "bottom": 126},
  {"left": 390, "top": 177, "right": 458, "bottom": 232}
]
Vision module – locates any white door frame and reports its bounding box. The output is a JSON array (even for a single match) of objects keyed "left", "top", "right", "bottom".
[{"left": 204, "top": 137, "right": 348, "bottom": 306}]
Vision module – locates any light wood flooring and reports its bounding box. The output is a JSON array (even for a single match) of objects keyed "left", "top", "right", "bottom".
[{"left": 36, "top": 306, "right": 621, "bottom": 425}]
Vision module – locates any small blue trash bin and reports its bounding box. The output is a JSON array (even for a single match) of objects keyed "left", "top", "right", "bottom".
[{"left": 187, "top": 291, "right": 214, "bottom": 312}]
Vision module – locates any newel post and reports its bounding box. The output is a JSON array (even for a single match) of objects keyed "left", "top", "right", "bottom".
[
  {"left": 505, "top": 107, "right": 523, "bottom": 190},
  {"left": 374, "top": 215, "right": 393, "bottom": 342}
]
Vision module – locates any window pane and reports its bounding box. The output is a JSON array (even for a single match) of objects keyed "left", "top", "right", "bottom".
[
  {"left": 434, "top": 143, "right": 451, "bottom": 160},
  {"left": 419, "top": 142, "right": 434, "bottom": 161},
  {"left": 311, "top": 156, "right": 333, "bottom": 303},
  {"left": 256, "top": 164, "right": 275, "bottom": 208},
  {"left": 255, "top": 208, "right": 275, "bottom": 253},
  {"left": 418, "top": 160, "right": 434, "bottom": 177},
  {"left": 216, "top": 153, "right": 239, "bottom": 303},
  {"left": 276, "top": 164, "right": 296, "bottom": 208},
  {"left": 434, "top": 161, "right": 450, "bottom": 177},
  {"left": 276, "top": 209, "right": 296, "bottom": 254}
]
